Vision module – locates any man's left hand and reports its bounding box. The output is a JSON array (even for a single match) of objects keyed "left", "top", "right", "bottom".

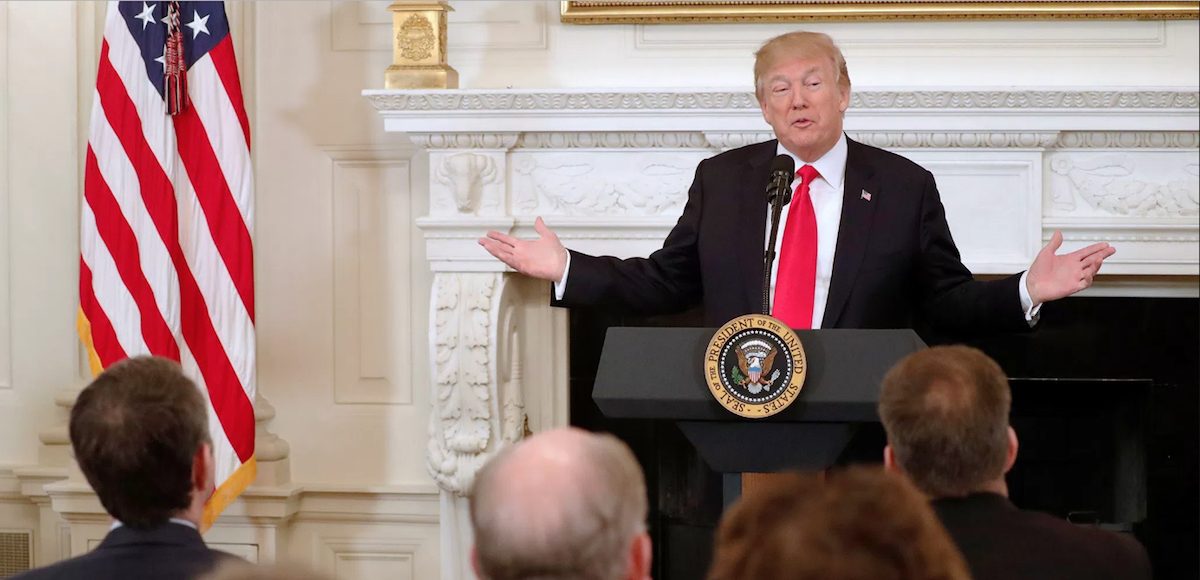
[{"left": 1026, "top": 230, "right": 1116, "bottom": 305}]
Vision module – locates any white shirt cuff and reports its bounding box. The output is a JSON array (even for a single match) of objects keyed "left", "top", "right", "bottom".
[
  {"left": 1019, "top": 270, "right": 1041, "bottom": 327},
  {"left": 553, "top": 250, "right": 571, "bottom": 301}
]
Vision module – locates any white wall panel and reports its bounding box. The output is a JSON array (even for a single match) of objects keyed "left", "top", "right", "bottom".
[
  {"left": 330, "top": 151, "right": 415, "bottom": 405},
  {"left": 0, "top": 0, "right": 85, "bottom": 468},
  {"left": 906, "top": 153, "right": 1042, "bottom": 272},
  {"left": 333, "top": 1, "right": 549, "bottom": 52},
  {"left": 254, "top": 1, "right": 432, "bottom": 486},
  {"left": 432, "top": 2, "right": 1198, "bottom": 89}
]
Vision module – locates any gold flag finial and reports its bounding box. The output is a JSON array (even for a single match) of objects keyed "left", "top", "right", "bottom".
[{"left": 385, "top": 1, "right": 458, "bottom": 89}]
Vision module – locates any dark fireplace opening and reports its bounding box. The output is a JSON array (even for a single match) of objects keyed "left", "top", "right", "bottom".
[{"left": 568, "top": 296, "right": 1198, "bottom": 580}]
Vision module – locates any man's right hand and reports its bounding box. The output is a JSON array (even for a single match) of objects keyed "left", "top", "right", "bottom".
[{"left": 479, "top": 217, "right": 568, "bottom": 282}]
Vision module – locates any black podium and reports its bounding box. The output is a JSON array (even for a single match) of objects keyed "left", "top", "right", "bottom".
[{"left": 592, "top": 327, "right": 926, "bottom": 504}]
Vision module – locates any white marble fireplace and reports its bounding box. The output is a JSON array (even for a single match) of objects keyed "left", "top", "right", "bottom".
[{"left": 364, "top": 87, "right": 1199, "bottom": 576}]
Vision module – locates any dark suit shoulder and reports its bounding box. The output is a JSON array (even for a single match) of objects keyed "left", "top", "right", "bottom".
[
  {"left": 11, "top": 524, "right": 236, "bottom": 580},
  {"left": 701, "top": 139, "right": 776, "bottom": 169},
  {"left": 847, "top": 138, "right": 932, "bottom": 178},
  {"left": 1011, "top": 509, "right": 1151, "bottom": 563},
  {"left": 934, "top": 494, "right": 1151, "bottom": 580}
]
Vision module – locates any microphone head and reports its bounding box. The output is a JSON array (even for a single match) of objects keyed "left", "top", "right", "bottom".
[
  {"left": 767, "top": 155, "right": 795, "bottom": 204},
  {"left": 770, "top": 154, "right": 795, "bottom": 178}
]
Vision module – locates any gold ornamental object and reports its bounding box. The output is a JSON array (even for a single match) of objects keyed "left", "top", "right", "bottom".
[{"left": 385, "top": 1, "right": 458, "bottom": 89}]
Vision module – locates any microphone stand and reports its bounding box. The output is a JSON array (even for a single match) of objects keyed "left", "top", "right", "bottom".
[{"left": 762, "top": 173, "right": 792, "bottom": 315}]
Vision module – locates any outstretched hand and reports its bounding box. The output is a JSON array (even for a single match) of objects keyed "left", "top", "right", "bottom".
[
  {"left": 1026, "top": 230, "right": 1116, "bottom": 305},
  {"left": 479, "top": 217, "right": 568, "bottom": 282}
]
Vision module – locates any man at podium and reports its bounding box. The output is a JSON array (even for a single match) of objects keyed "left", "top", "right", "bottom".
[{"left": 481, "top": 31, "right": 1113, "bottom": 333}]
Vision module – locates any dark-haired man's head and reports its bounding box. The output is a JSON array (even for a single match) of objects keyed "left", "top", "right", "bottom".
[
  {"left": 878, "top": 345, "right": 1017, "bottom": 498},
  {"left": 70, "top": 355, "right": 214, "bottom": 528}
]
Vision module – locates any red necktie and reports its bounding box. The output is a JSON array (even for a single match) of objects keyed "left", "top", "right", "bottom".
[{"left": 773, "top": 165, "right": 821, "bottom": 329}]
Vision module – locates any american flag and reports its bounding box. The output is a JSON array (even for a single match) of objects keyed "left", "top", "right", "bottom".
[{"left": 78, "top": 0, "right": 255, "bottom": 529}]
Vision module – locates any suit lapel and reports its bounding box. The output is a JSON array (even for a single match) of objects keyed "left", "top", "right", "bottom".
[
  {"left": 823, "top": 138, "right": 879, "bottom": 328},
  {"left": 739, "top": 142, "right": 777, "bottom": 314}
]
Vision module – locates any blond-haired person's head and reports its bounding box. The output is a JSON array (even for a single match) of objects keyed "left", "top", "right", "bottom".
[{"left": 754, "top": 31, "right": 851, "bottom": 162}]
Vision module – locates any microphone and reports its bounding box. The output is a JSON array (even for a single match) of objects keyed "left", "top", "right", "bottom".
[
  {"left": 766, "top": 154, "right": 795, "bottom": 206},
  {"left": 763, "top": 155, "right": 795, "bottom": 315}
]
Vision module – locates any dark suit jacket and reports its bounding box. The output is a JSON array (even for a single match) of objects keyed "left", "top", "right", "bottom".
[
  {"left": 12, "top": 522, "right": 235, "bottom": 580},
  {"left": 934, "top": 493, "right": 1152, "bottom": 580},
  {"left": 558, "top": 137, "right": 1029, "bottom": 332}
]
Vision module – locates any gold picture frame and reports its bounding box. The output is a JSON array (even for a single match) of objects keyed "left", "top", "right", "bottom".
[{"left": 561, "top": 1, "right": 1200, "bottom": 23}]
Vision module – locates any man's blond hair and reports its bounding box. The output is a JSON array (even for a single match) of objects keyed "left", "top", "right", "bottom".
[{"left": 753, "top": 31, "right": 850, "bottom": 101}]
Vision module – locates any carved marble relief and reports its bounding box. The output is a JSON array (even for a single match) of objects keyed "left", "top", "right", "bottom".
[
  {"left": 427, "top": 273, "right": 497, "bottom": 495},
  {"left": 434, "top": 152, "right": 498, "bottom": 214},
  {"left": 426, "top": 273, "right": 524, "bottom": 496},
  {"left": 510, "top": 152, "right": 705, "bottom": 217},
  {"left": 1050, "top": 154, "right": 1200, "bottom": 217}
]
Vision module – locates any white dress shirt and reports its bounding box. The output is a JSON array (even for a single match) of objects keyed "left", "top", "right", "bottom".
[
  {"left": 768, "top": 136, "right": 846, "bottom": 329},
  {"left": 556, "top": 133, "right": 1039, "bottom": 326}
]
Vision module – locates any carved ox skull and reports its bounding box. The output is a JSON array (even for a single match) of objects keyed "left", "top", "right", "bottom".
[{"left": 435, "top": 153, "right": 497, "bottom": 213}]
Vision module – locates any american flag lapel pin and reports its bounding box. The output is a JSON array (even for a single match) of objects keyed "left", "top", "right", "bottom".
[{"left": 861, "top": 189, "right": 872, "bottom": 202}]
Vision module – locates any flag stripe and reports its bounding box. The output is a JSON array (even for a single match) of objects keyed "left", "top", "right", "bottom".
[
  {"left": 83, "top": 147, "right": 180, "bottom": 360},
  {"left": 208, "top": 37, "right": 251, "bottom": 150},
  {"left": 89, "top": 92, "right": 182, "bottom": 340},
  {"left": 173, "top": 153, "right": 257, "bottom": 408},
  {"left": 79, "top": 261, "right": 130, "bottom": 368},
  {"left": 177, "top": 261, "right": 255, "bottom": 461},
  {"left": 189, "top": 52, "right": 253, "bottom": 232},
  {"left": 95, "top": 41, "right": 182, "bottom": 271},
  {"left": 180, "top": 342, "right": 240, "bottom": 485},
  {"left": 80, "top": 202, "right": 149, "bottom": 359},
  {"left": 173, "top": 107, "right": 256, "bottom": 322}
]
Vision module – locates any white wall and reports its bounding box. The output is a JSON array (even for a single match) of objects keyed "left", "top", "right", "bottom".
[
  {"left": 447, "top": 3, "right": 1200, "bottom": 89},
  {"left": 0, "top": 0, "right": 90, "bottom": 474}
]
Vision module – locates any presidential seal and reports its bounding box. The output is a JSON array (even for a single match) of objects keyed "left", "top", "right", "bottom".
[{"left": 704, "top": 314, "right": 806, "bottom": 419}]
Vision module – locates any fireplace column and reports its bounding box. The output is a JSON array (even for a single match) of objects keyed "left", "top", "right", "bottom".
[{"left": 411, "top": 133, "right": 530, "bottom": 578}]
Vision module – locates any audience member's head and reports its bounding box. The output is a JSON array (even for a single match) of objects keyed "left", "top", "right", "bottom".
[
  {"left": 879, "top": 345, "right": 1017, "bottom": 498},
  {"left": 70, "top": 355, "right": 214, "bottom": 529},
  {"left": 708, "top": 467, "right": 969, "bottom": 580},
  {"left": 469, "top": 427, "right": 651, "bottom": 580}
]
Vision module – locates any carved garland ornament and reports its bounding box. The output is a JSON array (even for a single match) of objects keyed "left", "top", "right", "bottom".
[
  {"left": 427, "top": 274, "right": 497, "bottom": 495},
  {"left": 426, "top": 273, "right": 526, "bottom": 495},
  {"left": 1051, "top": 156, "right": 1200, "bottom": 217},
  {"left": 512, "top": 157, "right": 692, "bottom": 216}
]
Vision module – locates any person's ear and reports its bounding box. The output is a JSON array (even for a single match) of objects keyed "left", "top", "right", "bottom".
[
  {"left": 883, "top": 444, "right": 898, "bottom": 472},
  {"left": 192, "top": 442, "right": 214, "bottom": 494},
  {"left": 1004, "top": 426, "right": 1019, "bottom": 474},
  {"left": 470, "top": 546, "right": 483, "bottom": 580},
  {"left": 627, "top": 531, "right": 652, "bottom": 580}
]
